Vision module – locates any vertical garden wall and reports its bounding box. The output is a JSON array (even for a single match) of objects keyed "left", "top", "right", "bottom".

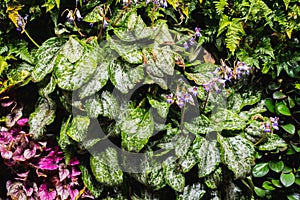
[{"left": 0, "top": 0, "right": 300, "bottom": 199}]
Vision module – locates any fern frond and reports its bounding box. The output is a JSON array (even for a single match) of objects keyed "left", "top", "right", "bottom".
[{"left": 214, "top": 0, "right": 228, "bottom": 15}]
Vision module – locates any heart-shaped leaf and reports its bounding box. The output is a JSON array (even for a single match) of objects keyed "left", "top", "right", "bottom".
[
  {"left": 269, "top": 160, "right": 284, "bottom": 173},
  {"left": 252, "top": 163, "right": 269, "bottom": 177},
  {"left": 276, "top": 102, "right": 291, "bottom": 116},
  {"left": 281, "top": 123, "right": 295, "bottom": 134},
  {"left": 273, "top": 91, "right": 287, "bottom": 100},
  {"left": 280, "top": 172, "right": 295, "bottom": 187}
]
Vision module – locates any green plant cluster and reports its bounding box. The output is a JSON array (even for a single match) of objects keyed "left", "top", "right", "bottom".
[{"left": 0, "top": 0, "right": 299, "bottom": 199}]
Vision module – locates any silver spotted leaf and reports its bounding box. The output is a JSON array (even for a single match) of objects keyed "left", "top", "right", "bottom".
[
  {"left": 67, "top": 115, "right": 90, "bottom": 143},
  {"left": 177, "top": 183, "right": 206, "bottom": 200},
  {"left": 90, "top": 148, "right": 123, "bottom": 186},
  {"left": 218, "top": 134, "right": 255, "bottom": 179},
  {"left": 120, "top": 108, "right": 154, "bottom": 152},
  {"left": 79, "top": 165, "right": 103, "bottom": 198},
  {"left": 192, "top": 135, "right": 220, "bottom": 178},
  {"left": 32, "top": 37, "right": 65, "bottom": 82}
]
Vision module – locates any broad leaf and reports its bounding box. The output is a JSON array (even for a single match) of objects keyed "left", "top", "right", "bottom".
[
  {"left": 177, "top": 183, "right": 206, "bottom": 200},
  {"left": 218, "top": 135, "right": 255, "bottom": 179},
  {"left": 79, "top": 165, "right": 103, "bottom": 198},
  {"left": 148, "top": 97, "right": 170, "bottom": 118},
  {"left": 79, "top": 61, "right": 109, "bottom": 99},
  {"left": 252, "top": 163, "right": 269, "bottom": 177},
  {"left": 280, "top": 172, "right": 295, "bottom": 187},
  {"left": 29, "top": 98, "right": 56, "bottom": 139},
  {"left": 163, "top": 159, "right": 185, "bottom": 192},
  {"left": 211, "top": 108, "right": 247, "bottom": 131},
  {"left": 55, "top": 39, "right": 98, "bottom": 91},
  {"left": 204, "top": 167, "right": 222, "bottom": 189},
  {"left": 67, "top": 115, "right": 90, "bottom": 143},
  {"left": 32, "top": 37, "right": 65, "bottom": 82},
  {"left": 192, "top": 135, "right": 220, "bottom": 178},
  {"left": 281, "top": 123, "right": 295, "bottom": 135},
  {"left": 120, "top": 108, "right": 154, "bottom": 152},
  {"left": 269, "top": 160, "right": 284, "bottom": 173},
  {"left": 109, "top": 59, "right": 144, "bottom": 93},
  {"left": 179, "top": 150, "right": 197, "bottom": 173},
  {"left": 184, "top": 114, "right": 210, "bottom": 135},
  {"left": 90, "top": 148, "right": 123, "bottom": 186},
  {"left": 258, "top": 134, "right": 287, "bottom": 151}
]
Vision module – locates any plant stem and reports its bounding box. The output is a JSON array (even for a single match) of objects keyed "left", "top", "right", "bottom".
[
  {"left": 202, "top": 91, "right": 210, "bottom": 113},
  {"left": 24, "top": 30, "right": 40, "bottom": 48}
]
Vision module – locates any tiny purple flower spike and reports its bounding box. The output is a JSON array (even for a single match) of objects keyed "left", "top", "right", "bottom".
[
  {"left": 176, "top": 98, "right": 185, "bottom": 108},
  {"left": 264, "top": 123, "right": 271, "bottom": 132},
  {"left": 195, "top": 27, "right": 201, "bottom": 37},
  {"left": 166, "top": 94, "right": 174, "bottom": 104},
  {"left": 76, "top": 10, "right": 83, "bottom": 21},
  {"left": 183, "top": 41, "right": 189, "bottom": 50},
  {"left": 202, "top": 83, "right": 210, "bottom": 92},
  {"left": 270, "top": 117, "right": 279, "bottom": 130}
]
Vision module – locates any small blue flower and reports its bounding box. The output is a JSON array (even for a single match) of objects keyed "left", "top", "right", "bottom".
[
  {"left": 162, "top": 0, "right": 168, "bottom": 8},
  {"left": 270, "top": 117, "right": 279, "bottom": 130},
  {"left": 195, "top": 27, "right": 201, "bottom": 37},
  {"left": 189, "top": 37, "right": 195, "bottom": 45},
  {"left": 103, "top": 19, "right": 109, "bottom": 28},
  {"left": 183, "top": 93, "right": 191, "bottom": 103},
  {"left": 66, "top": 12, "right": 75, "bottom": 24}
]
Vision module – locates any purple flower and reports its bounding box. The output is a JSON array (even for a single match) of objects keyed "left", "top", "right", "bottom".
[
  {"left": 270, "top": 117, "right": 279, "bottom": 130},
  {"left": 103, "top": 18, "right": 109, "bottom": 28},
  {"left": 14, "top": 171, "right": 30, "bottom": 181},
  {"left": 188, "top": 86, "right": 198, "bottom": 96},
  {"left": 189, "top": 37, "right": 195, "bottom": 45},
  {"left": 68, "top": 157, "right": 80, "bottom": 166},
  {"left": 59, "top": 163, "right": 70, "bottom": 181},
  {"left": 76, "top": 10, "right": 83, "bottom": 21},
  {"left": 183, "top": 41, "right": 189, "bottom": 50},
  {"left": 166, "top": 94, "right": 174, "bottom": 104},
  {"left": 16, "top": 118, "right": 29, "bottom": 126},
  {"left": 176, "top": 98, "right": 185, "bottom": 108},
  {"left": 38, "top": 184, "right": 56, "bottom": 200},
  {"left": 66, "top": 11, "right": 75, "bottom": 24},
  {"left": 56, "top": 184, "right": 70, "bottom": 200},
  {"left": 6, "top": 181, "right": 27, "bottom": 200},
  {"left": 202, "top": 83, "right": 210, "bottom": 92},
  {"left": 162, "top": 0, "right": 168, "bottom": 8},
  {"left": 68, "top": 185, "right": 79, "bottom": 200},
  {"left": 89, "top": 22, "right": 94, "bottom": 27},
  {"left": 264, "top": 123, "right": 271, "bottom": 132},
  {"left": 183, "top": 93, "right": 191, "bottom": 103},
  {"left": 68, "top": 167, "right": 81, "bottom": 186},
  {"left": 195, "top": 27, "right": 201, "bottom": 37},
  {"left": 0, "top": 146, "right": 13, "bottom": 159}
]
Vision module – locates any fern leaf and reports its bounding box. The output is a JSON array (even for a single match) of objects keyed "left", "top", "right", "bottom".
[{"left": 214, "top": 0, "right": 228, "bottom": 15}]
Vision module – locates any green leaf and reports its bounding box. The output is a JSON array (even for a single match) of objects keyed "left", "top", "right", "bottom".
[
  {"left": 38, "top": 76, "right": 56, "bottom": 98},
  {"left": 29, "top": 98, "right": 56, "bottom": 139},
  {"left": 258, "top": 134, "right": 288, "bottom": 151},
  {"left": 79, "top": 61, "right": 109, "bottom": 99},
  {"left": 211, "top": 108, "right": 247, "bottom": 131},
  {"left": 269, "top": 160, "right": 284, "bottom": 173},
  {"left": 108, "top": 36, "right": 143, "bottom": 64},
  {"left": 83, "top": 6, "right": 103, "bottom": 23},
  {"left": 177, "top": 183, "right": 206, "bottom": 200},
  {"left": 67, "top": 115, "right": 90, "bottom": 143},
  {"left": 58, "top": 116, "right": 73, "bottom": 151},
  {"left": 254, "top": 187, "right": 266, "bottom": 198},
  {"left": 32, "top": 37, "right": 65, "bottom": 82},
  {"left": 273, "top": 91, "right": 287, "bottom": 100},
  {"left": 179, "top": 150, "right": 197, "bottom": 173},
  {"left": 287, "top": 193, "right": 300, "bottom": 200},
  {"left": 252, "top": 163, "right": 269, "bottom": 177},
  {"left": 218, "top": 135, "right": 255, "bottom": 179},
  {"left": 55, "top": 39, "right": 98, "bottom": 91},
  {"left": 265, "top": 98, "right": 275, "bottom": 113},
  {"left": 276, "top": 102, "right": 291, "bottom": 116},
  {"left": 90, "top": 148, "right": 123, "bottom": 186},
  {"left": 120, "top": 108, "right": 154, "bottom": 152},
  {"left": 281, "top": 123, "right": 295, "bottom": 134},
  {"left": 62, "top": 36, "right": 84, "bottom": 63},
  {"left": 184, "top": 63, "right": 218, "bottom": 85},
  {"left": 148, "top": 97, "right": 170, "bottom": 118},
  {"left": 271, "top": 179, "right": 282, "bottom": 188},
  {"left": 163, "top": 159, "right": 185, "bottom": 192},
  {"left": 79, "top": 165, "right": 103, "bottom": 198},
  {"left": 100, "top": 91, "right": 120, "bottom": 119},
  {"left": 184, "top": 114, "right": 210, "bottom": 135},
  {"left": 280, "top": 172, "right": 295, "bottom": 187},
  {"left": 109, "top": 59, "right": 144, "bottom": 93},
  {"left": 192, "top": 135, "right": 220, "bottom": 178},
  {"left": 204, "top": 167, "right": 222, "bottom": 189},
  {"left": 262, "top": 181, "right": 275, "bottom": 190},
  {"left": 146, "top": 160, "right": 165, "bottom": 190}
]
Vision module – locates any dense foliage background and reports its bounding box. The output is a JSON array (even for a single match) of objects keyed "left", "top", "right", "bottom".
[{"left": 0, "top": 0, "right": 300, "bottom": 199}]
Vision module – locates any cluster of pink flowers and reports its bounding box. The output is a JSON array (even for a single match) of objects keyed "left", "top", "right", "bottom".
[{"left": 0, "top": 97, "right": 94, "bottom": 200}]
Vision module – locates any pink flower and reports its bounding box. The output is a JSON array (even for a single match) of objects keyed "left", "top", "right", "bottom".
[
  {"left": 58, "top": 163, "right": 70, "bottom": 181},
  {"left": 38, "top": 183, "right": 57, "bottom": 200},
  {"left": 16, "top": 118, "right": 29, "bottom": 126},
  {"left": 67, "top": 185, "right": 79, "bottom": 200}
]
